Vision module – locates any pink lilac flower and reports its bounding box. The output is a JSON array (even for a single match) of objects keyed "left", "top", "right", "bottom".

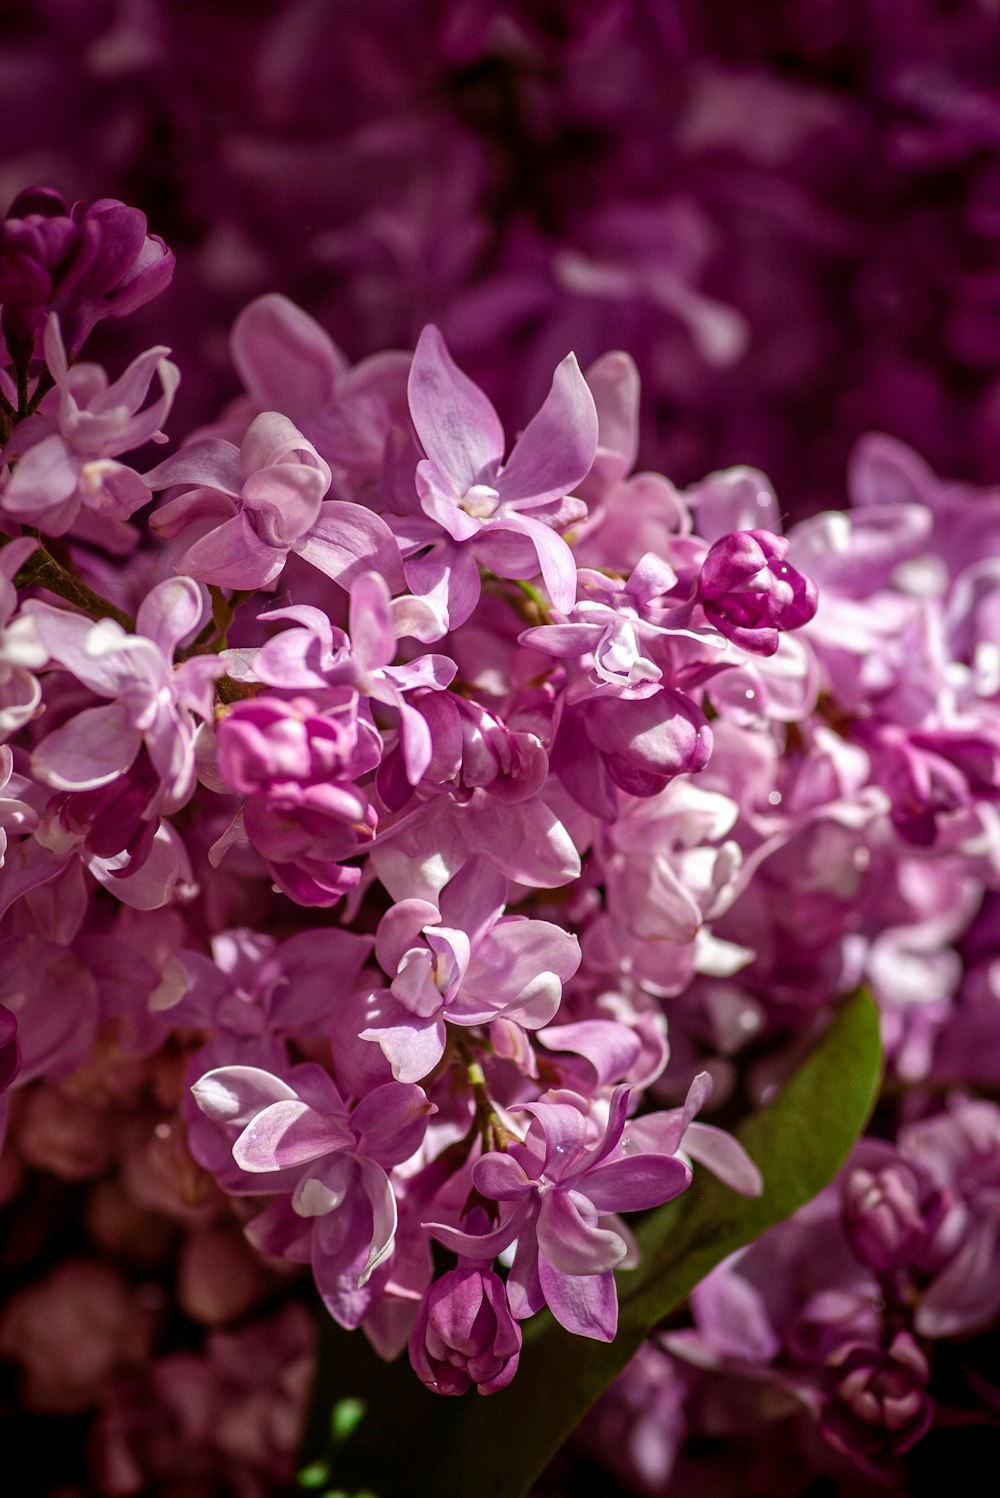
[
  {"left": 409, "top": 1259, "right": 521, "bottom": 1396},
  {"left": 0, "top": 185, "right": 174, "bottom": 355},
  {"left": 431, "top": 1075, "right": 760, "bottom": 1342},
  {"left": 27, "top": 576, "right": 222, "bottom": 809},
  {"left": 400, "top": 323, "right": 598, "bottom": 627},
  {"left": 359, "top": 857, "right": 581, "bottom": 1082},
  {"left": 252, "top": 570, "right": 457, "bottom": 783},
  {"left": 147, "top": 409, "right": 404, "bottom": 592},
  {"left": 191, "top": 1060, "right": 434, "bottom": 1329},
  {"left": 1, "top": 315, "right": 178, "bottom": 538}
]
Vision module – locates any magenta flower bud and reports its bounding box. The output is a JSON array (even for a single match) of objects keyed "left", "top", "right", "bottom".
[
  {"left": 217, "top": 697, "right": 358, "bottom": 795},
  {"left": 820, "top": 1333, "right": 933, "bottom": 1473},
  {"left": 409, "top": 1267, "right": 521, "bottom": 1397},
  {"left": 583, "top": 689, "right": 713, "bottom": 796},
  {"left": 842, "top": 1159, "right": 928, "bottom": 1274},
  {"left": 0, "top": 185, "right": 173, "bottom": 354},
  {"left": 217, "top": 695, "right": 378, "bottom": 905},
  {"left": 874, "top": 735, "right": 969, "bottom": 847},
  {"left": 698, "top": 529, "right": 818, "bottom": 655}
]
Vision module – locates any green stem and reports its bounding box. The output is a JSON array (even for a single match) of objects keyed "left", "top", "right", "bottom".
[
  {"left": 450, "top": 1030, "right": 513, "bottom": 1153},
  {"left": 14, "top": 542, "right": 135, "bottom": 631},
  {"left": 513, "top": 577, "right": 551, "bottom": 624},
  {"left": 24, "top": 365, "right": 56, "bottom": 416}
]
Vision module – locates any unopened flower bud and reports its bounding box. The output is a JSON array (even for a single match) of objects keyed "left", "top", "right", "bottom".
[{"left": 409, "top": 1266, "right": 521, "bottom": 1397}]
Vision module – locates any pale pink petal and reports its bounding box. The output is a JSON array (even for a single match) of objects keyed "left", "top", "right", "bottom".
[
  {"left": 360, "top": 1006, "right": 446, "bottom": 1085},
  {"left": 2, "top": 434, "right": 78, "bottom": 519},
  {"left": 538, "top": 1189, "right": 628, "bottom": 1275},
  {"left": 351, "top": 1080, "right": 435, "bottom": 1167},
  {"left": 348, "top": 572, "right": 394, "bottom": 673},
  {"left": 357, "top": 1157, "right": 399, "bottom": 1285},
  {"left": 233, "top": 1100, "right": 353, "bottom": 1172},
  {"left": 682, "top": 1122, "right": 763, "bottom": 1196},
  {"left": 472, "top": 1152, "right": 535, "bottom": 1202},
  {"left": 483, "top": 512, "right": 578, "bottom": 614},
  {"left": 425, "top": 1203, "right": 529, "bottom": 1260},
  {"left": 585, "top": 350, "right": 640, "bottom": 481},
  {"left": 135, "top": 576, "right": 205, "bottom": 658},
  {"left": 231, "top": 294, "right": 347, "bottom": 420},
  {"left": 241, "top": 464, "right": 326, "bottom": 546},
  {"left": 144, "top": 438, "right": 243, "bottom": 496},
  {"left": 580, "top": 1154, "right": 691, "bottom": 1213},
  {"left": 181, "top": 512, "right": 287, "bottom": 589},
  {"left": 538, "top": 1257, "right": 618, "bottom": 1341},
  {"left": 496, "top": 352, "right": 598, "bottom": 508},
  {"left": 375, "top": 899, "right": 441, "bottom": 974},
  {"left": 295, "top": 500, "right": 405, "bottom": 592},
  {"left": 405, "top": 541, "right": 481, "bottom": 630},
  {"left": 32, "top": 701, "right": 140, "bottom": 790},
  {"left": 408, "top": 325, "right": 504, "bottom": 494},
  {"left": 238, "top": 409, "right": 324, "bottom": 473},
  {"left": 191, "top": 1065, "right": 298, "bottom": 1126}
]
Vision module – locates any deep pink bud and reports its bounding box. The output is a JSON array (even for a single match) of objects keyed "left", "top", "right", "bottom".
[
  {"left": 217, "top": 697, "right": 359, "bottom": 794},
  {"left": 0, "top": 186, "right": 173, "bottom": 353},
  {"left": 217, "top": 695, "right": 378, "bottom": 906},
  {"left": 842, "top": 1160, "right": 929, "bottom": 1274},
  {"left": 409, "top": 1267, "right": 521, "bottom": 1397},
  {"left": 820, "top": 1333, "right": 933, "bottom": 1474},
  {"left": 698, "top": 529, "right": 817, "bottom": 655}
]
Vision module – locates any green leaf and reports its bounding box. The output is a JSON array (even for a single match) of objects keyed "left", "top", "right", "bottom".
[{"left": 295, "top": 990, "right": 881, "bottom": 1498}]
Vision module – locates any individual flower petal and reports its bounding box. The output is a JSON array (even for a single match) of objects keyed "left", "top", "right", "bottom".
[
  {"left": 408, "top": 324, "right": 505, "bottom": 495},
  {"left": 537, "top": 1257, "right": 618, "bottom": 1341},
  {"left": 232, "top": 1100, "right": 354, "bottom": 1172},
  {"left": 32, "top": 700, "right": 140, "bottom": 790},
  {"left": 496, "top": 351, "right": 598, "bottom": 509}
]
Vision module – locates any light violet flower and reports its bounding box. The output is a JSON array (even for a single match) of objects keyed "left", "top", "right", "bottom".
[
  {"left": 431, "top": 1075, "right": 759, "bottom": 1342},
  {"left": 191, "top": 1061, "right": 434, "bottom": 1328},
  {"left": 521, "top": 553, "right": 704, "bottom": 699},
  {"left": 360, "top": 859, "right": 581, "bottom": 1082},
  {"left": 402, "top": 324, "right": 598, "bottom": 627},
  {"left": 254, "top": 571, "right": 456, "bottom": 784},
  {"left": 0, "top": 316, "right": 178, "bottom": 536},
  {"left": 27, "top": 576, "right": 222, "bottom": 809},
  {"left": 148, "top": 409, "right": 403, "bottom": 592}
]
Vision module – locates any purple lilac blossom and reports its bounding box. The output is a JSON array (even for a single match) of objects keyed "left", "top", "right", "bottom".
[{"left": 6, "top": 135, "right": 1000, "bottom": 1497}]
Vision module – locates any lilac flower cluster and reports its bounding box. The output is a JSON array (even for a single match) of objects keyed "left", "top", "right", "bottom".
[
  {"left": 3, "top": 174, "right": 1000, "bottom": 1498},
  {"left": 585, "top": 1095, "right": 1000, "bottom": 1495}
]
